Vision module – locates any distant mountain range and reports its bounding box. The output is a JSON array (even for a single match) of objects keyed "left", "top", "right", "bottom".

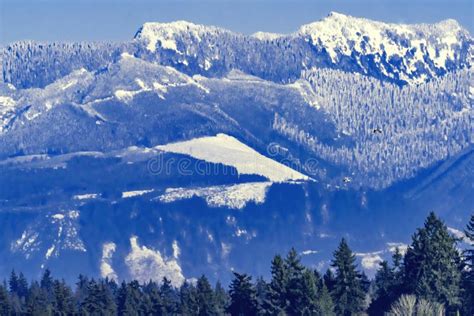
[{"left": 0, "top": 12, "right": 472, "bottom": 284}]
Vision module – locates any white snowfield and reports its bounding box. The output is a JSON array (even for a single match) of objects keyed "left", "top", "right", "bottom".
[
  {"left": 251, "top": 32, "right": 283, "bottom": 41},
  {"left": 125, "top": 236, "right": 185, "bottom": 286},
  {"left": 156, "top": 133, "right": 309, "bottom": 182},
  {"left": 100, "top": 242, "right": 118, "bottom": 280},
  {"left": 158, "top": 182, "right": 272, "bottom": 210},
  {"left": 122, "top": 189, "right": 154, "bottom": 198},
  {"left": 135, "top": 21, "right": 226, "bottom": 53},
  {"left": 356, "top": 251, "right": 384, "bottom": 270}
]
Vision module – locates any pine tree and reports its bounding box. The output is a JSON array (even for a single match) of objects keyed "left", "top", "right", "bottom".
[
  {"left": 367, "top": 260, "right": 396, "bottom": 315},
  {"left": 461, "top": 214, "right": 474, "bottom": 315},
  {"left": 317, "top": 283, "right": 335, "bottom": 316},
  {"left": 52, "top": 279, "right": 75, "bottom": 315},
  {"left": 392, "top": 247, "right": 403, "bottom": 273},
  {"left": 403, "top": 212, "right": 462, "bottom": 311},
  {"left": 331, "top": 238, "right": 366, "bottom": 316},
  {"left": 144, "top": 281, "right": 163, "bottom": 315},
  {"left": 40, "top": 268, "right": 55, "bottom": 306},
  {"left": 179, "top": 281, "right": 198, "bottom": 315},
  {"left": 0, "top": 283, "right": 11, "bottom": 315},
  {"left": 26, "top": 281, "right": 52, "bottom": 315},
  {"left": 8, "top": 270, "right": 18, "bottom": 295},
  {"left": 81, "top": 279, "right": 116, "bottom": 315},
  {"left": 75, "top": 274, "right": 90, "bottom": 308},
  {"left": 214, "top": 281, "right": 228, "bottom": 315},
  {"left": 323, "top": 269, "right": 336, "bottom": 293},
  {"left": 254, "top": 277, "right": 269, "bottom": 314},
  {"left": 284, "top": 248, "right": 307, "bottom": 314},
  {"left": 17, "top": 273, "right": 29, "bottom": 299},
  {"left": 160, "top": 277, "right": 178, "bottom": 314},
  {"left": 196, "top": 275, "right": 218, "bottom": 315},
  {"left": 7, "top": 270, "right": 22, "bottom": 315},
  {"left": 267, "top": 254, "right": 287, "bottom": 314},
  {"left": 227, "top": 272, "right": 258, "bottom": 316},
  {"left": 465, "top": 214, "right": 474, "bottom": 269},
  {"left": 116, "top": 281, "right": 140, "bottom": 316},
  {"left": 300, "top": 269, "right": 320, "bottom": 315}
]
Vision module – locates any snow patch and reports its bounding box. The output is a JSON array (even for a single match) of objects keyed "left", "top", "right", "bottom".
[
  {"left": 136, "top": 21, "right": 212, "bottom": 53},
  {"left": 73, "top": 193, "right": 98, "bottom": 200},
  {"left": 122, "top": 189, "right": 154, "bottom": 198},
  {"left": 386, "top": 242, "right": 409, "bottom": 255},
  {"left": 158, "top": 182, "right": 272, "bottom": 209},
  {"left": 301, "top": 250, "right": 319, "bottom": 256},
  {"left": 100, "top": 242, "right": 118, "bottom": 280},
  {"left": 356, "top": 251, "right": 384, "bottom": 270},
  {"left": 448, "top": 227, "right": 473, "bottom": 245},
  {"left": 0, "top": 96, "right": 16, "bottom": 107},
  {"left": 156, "top": 134, "right": 309, "bottom": 182},
  {"left": 252, "top": 31, "right": 283, "bottom": 41},
  {"left": 125, "top": 236, "right": 185, "bottom": 286}
]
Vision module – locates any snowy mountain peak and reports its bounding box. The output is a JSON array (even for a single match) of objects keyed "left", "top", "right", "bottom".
[
  {"left": 298, "top": 12, "right": 472, "bottom": 83},
  {"left": 251, "top": 31, "right": 283, "bottom": 41},
  {"left": 134, "top": 20, "right": 227, "bottom": 52}
]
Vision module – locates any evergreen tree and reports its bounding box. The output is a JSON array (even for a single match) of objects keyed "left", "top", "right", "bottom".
[
  {"left": 116, "top": 281, "right": 140, "bottom": 316},
  {"left": 317, "top": 283, "right": 335, "bottom": 316},
  {"left": 254, "top": 277, "right": 269, "bottom": 314},
  {"left": 392, "top": 247, "right": 403, "bottom": 273},
  {"left": 81, "top": 279, "right": 116, "bottom": 315},
  {"left": 160, "top": 277, "right": 178, "bottom": 314},
  {"left": 331, "top": 238, "right": 366, "bottom": 316},
  {"left": 17, "top": 273, "right": 29, "bottom": 299},
  {"left": 323, "top": 269, "right": 336, "bottom": 293},
  {"left": 0, "top": 283, "right": 11, "bottom": 316},
  {"left": 267, "top": 254, "right": 287, "bottom": 314},
  {"left": 144, "top": 281, "right": 163, "bottom": 315},
  {"left": 8, "top": 270, "right": 18, "bottom": 295},
  {"left": 214, "top": 281, "right": 228, "bottom": 315},
  {"left": 7, "top": 272, "right": 22, "bottom": 315},
  {"left": 52, "top": 279, "right": 75, "bottom": 315},
  {"left": 26, "top": 281, "right": 52, "bottom": 315},
  {"left": 465, "top": 214, "right": 474, "bottom": 269},
  {"left": 300, "top": 268, "right": 320, "bottom": 315},
  {"left": 461, "top": 214, "right": 474, "bottom": 315},
  {"left": 367, "top": 260, "right": 396, "bottom": 315},
  {"left": 403, "top": 212, "right": 462, "bottom": 311},
  {"left": 75, "top": 274, "right": 90, "bottom": 308},
  {"left": 40, "top": 268, "right": 55, "bottom": 305},
  {"left": 179, "top": 280, "right": 198, "bottom": 315},
  {"left": 196, "top": 275, "right": 218, "bottom": 315},
  {"left": 227, "top": 272, "right": 258, "bottom": 316},
  {"left": 284, "top": 248, "right": 307, "bottom": 314}
]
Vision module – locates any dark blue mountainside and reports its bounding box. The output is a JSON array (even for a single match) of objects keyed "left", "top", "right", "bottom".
[{"left": 0, "top": 12, "right": 472, "bottom": 285}]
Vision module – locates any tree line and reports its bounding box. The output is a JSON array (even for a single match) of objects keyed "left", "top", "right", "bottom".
[{"left": 0, "top": 212, "right": 473, "bottom": 315}]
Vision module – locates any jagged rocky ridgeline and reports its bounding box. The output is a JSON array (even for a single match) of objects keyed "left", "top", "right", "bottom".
[{"left": 2, "top": 12, "right": 472, "bottom": 89}]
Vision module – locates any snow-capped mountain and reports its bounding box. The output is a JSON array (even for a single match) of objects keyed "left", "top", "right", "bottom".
[
  {"left": 0, "top": 13, "right": 472, "bottom": 283},
  {"left": 2, "top": 12, "right": 472, "bottom": 89},
  {"left": 298, "top": 12, "right": 472, "bottom": 84}
]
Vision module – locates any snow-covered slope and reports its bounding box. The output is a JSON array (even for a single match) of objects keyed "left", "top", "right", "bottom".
[
  {"left": 135, "top": 21, "right": 230, "bottom": 53},
  {"left": 298, "top": 12, "right": 472, "bottom": 84},
  {"left": 158, "top": 182, "right": 272, "bottom": 209},
  {"left": 156, "top": 134, "right": 309, "bottom": 182},
  {"left": 2, "top": 13, "right": 471, "bottom": 88}
]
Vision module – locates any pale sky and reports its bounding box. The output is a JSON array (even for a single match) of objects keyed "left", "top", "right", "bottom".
[{"left": 1, "top": 0, "right": 472, "bottom": 45}]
